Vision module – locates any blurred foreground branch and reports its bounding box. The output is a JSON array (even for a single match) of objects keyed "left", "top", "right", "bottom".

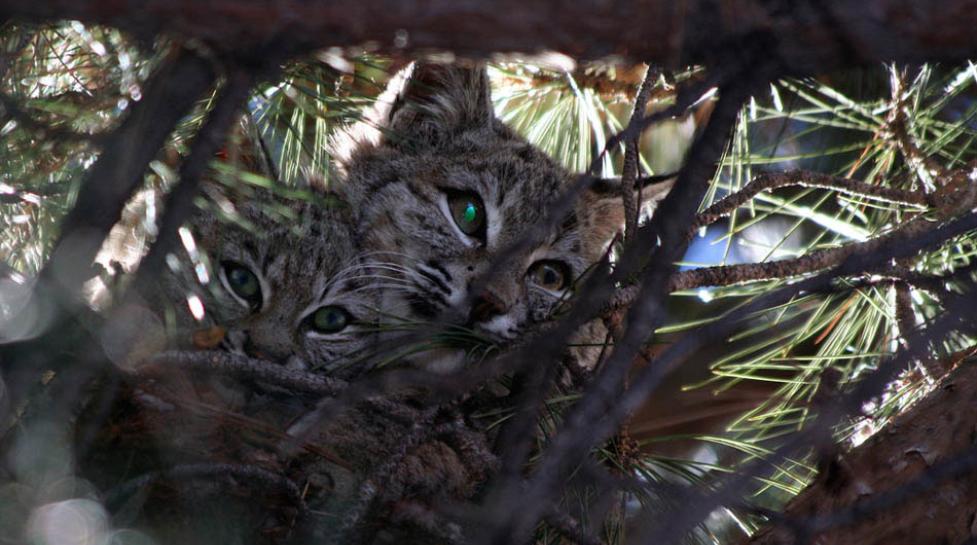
[{"left": 5, "top": 1, "right": 977, "bottom": 71}]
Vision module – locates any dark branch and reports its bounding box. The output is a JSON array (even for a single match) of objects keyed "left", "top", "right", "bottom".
[
  {"left": 482, "top": 63, "right": 768, "bottom": 544},
  {"left": 141, "top": 350, "right": 347, "bottom": 396},
  {"left": 620, "top": 64, "right": 657, "bottom": 240},
  {"left": 104, "top": 462, "right": 305, "bottom": 514},
  {"left": 693, "top": 169, "right": 930, "bottom": 232},
  {"left": 131, "top": 67, "right": 257, "bottom": 295},
  {"left": 6, "top": 0, "right": 977, "bottom": 71},
  {"left": 32, "top": 49, "right": 215, "bottom": 322}
]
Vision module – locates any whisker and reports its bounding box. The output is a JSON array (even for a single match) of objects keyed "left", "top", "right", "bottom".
[
  {"left": 357, "top": 249, "right": 416, "bottom": 260},
  {"left": 333, "top": 272, "right": 413, "bottom": 285},
  {"left": 347, "top": 283, "right": 411, "bottom": 294}
]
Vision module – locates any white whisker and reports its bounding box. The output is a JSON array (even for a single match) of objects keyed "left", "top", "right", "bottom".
[{"left": 333, "top": 273, "right": 414, "bottom": 287}]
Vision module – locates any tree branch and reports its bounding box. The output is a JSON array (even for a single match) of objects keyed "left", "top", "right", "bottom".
[
  {"left": 599, "top": 171, "right": 977, "bottom": 304},
  {"left": 131, "top": 67, "right": 257, "bottom": 296},
  {"left": 482, "top": 64, "right": 768, "bottom": 544},
  {"left": 30, "top": 49, "right": 215, "bottom": 324},
  {"left": 742, "top": 346, "right": 977, "bottom": 545},
  {"left": 693, "top": 170, "right": 929, "bottom": 232},
  {"left": 141, "top": 350, "right": 347, "bottom": 397},
  {"left": 5, "top": 0, "right": 977, "bottom": 72},
  {"left": 104, "top": 462, "right": 305, "bottom": 514},
  {"left": 620, "top": 64, "right": 657, "bottom": 241}
]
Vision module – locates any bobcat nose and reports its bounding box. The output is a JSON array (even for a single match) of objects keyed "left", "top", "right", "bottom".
[
  {"left": 243, "top": 330, "right": 293, "bottom": 363},
  {"left": 469, "top": 291, "right": 507, "bottom": 324}
]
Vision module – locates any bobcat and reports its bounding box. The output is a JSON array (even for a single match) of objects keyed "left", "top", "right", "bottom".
[
  {"left": 152, "top": 180, "right": 381, "bottom": 376},
  {"left": 332, "top": 62, "right": 672, "bottom": 372}
]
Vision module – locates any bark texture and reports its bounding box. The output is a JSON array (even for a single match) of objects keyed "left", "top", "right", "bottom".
[
  {"left": 4, "top": 1, "right": 977, "bottom": 70},
  {"left": 5, "top": 3, "right": 977, "bottom": 544},
  {"left": 744, "top": 353, "right": 977, "bottom": 545}
]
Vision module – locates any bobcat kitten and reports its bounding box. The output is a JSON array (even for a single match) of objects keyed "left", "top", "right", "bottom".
[
  {"left": 154, "top": 182, "right": 380, "bottom": 376},
  {"left": 332, "top": 63, "right": 671, "bottom": 371}
]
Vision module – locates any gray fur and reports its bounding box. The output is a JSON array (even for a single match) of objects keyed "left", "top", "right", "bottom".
[
  {"left": 157, "top": 184, "right": 379, "bottom": 376},
  {"left": 332, "top": 62, "right": 670, "bottom": 371}
]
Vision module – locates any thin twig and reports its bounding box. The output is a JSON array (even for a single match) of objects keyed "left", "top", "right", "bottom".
[
  {"left": 620, "top": 64, "right": 657, "bottom": 240},
  {"left": 884, "top": 68, "right": 947, "bottom": 191},
  {"left": 603, "top": 209, "right": 977, "bottom": 311},
  {"left": 693, "top": 169, "right": 929, "bottom": 232},
  {"left": 894, "top": 282, "right": 915, "bottom": 348}
]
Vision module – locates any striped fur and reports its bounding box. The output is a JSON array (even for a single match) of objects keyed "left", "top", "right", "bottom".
[
  {"left": 156, "top": 184, "right": 380, "bottom": 377},
  {"left": 332, "top": 63, "right": 668, "bottom": 371}
]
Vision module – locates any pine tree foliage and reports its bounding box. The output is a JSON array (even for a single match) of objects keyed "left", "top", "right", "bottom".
[{"left": 1, "top": 19, "right": 977, "bottom": 545}]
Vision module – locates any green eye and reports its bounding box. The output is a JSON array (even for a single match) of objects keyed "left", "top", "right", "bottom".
[
  {"left": 447, "top": 191, "right": 486, "bottom": 238},
  {"left": 308, "top": 305, "right": 352, "bottom": 334},
  {"left": 528, "top": 260, "right": 571, "bottom": 292},
  {"left": 222, "top": 261, "right": 262, "bottom": 309}
]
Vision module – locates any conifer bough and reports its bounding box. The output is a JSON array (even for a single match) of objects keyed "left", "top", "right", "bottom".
[
  {"left": 4, "top": 4, "right": 977, "bottom": 545},
  {"left": 4, "top": 0, "right": 977, "bottom": 69}
]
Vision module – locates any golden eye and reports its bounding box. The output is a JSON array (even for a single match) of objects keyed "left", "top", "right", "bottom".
[
  {"left": 308, "top": 305, "right": 352, "bottom": 334},
  {"left": 222, "top": 261, "right": 262, "bottom": 310},
  {"left": 528, "top": 260, "right": 571, "bottom": 291},
  {"left": 446, "top": 191, "right": 486, "bottom": 239}
]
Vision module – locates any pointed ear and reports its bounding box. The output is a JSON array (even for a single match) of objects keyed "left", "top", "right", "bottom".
[
  {"left": 588, "top": 173, "right": 676, "bottom": 205},
  {"left": 385, "top": 62, "right": 493, "bottom": 143},
  {"left": 330, "top": 61, "right": 493, "bottom": 169},
  {"left": 577, "top": 174, "right": 676, "bottom": 256}
]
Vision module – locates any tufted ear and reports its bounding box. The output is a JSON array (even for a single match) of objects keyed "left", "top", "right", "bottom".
[
  {"left": 193, "top": 121, "right": 335, "bottom": 238},
  {"left": 577, "top": 174, "right": 676, "bottom": 257},
  {"left": 588, "top": 173, "right": 676, "bottom": 201},
  {"left": 330, "top": 61, "right": 493, "bottom": 170}
]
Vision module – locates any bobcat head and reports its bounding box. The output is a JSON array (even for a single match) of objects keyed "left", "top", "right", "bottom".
[
  {"left": 332, "top": 62, "right": 671, "bottom": 371},
  {"left": 156, "top": 181, "right": 380, "bottom": 377}
]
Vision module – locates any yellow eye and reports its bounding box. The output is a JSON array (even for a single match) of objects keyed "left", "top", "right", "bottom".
[
  {"left": 528, "top": 260, "right": 571, "bottom": 291},
  {"left": 308, "top": 305, "right": 352, "bottom": 334},
  {"left": 222, "top": 261, "right": 262, "bottom": 310},
  {"left": 447, "top": 191, "right": 486, "bottom": 238}
]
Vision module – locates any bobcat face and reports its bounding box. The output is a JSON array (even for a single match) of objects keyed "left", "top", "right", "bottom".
[
  {"left": 332, "top": 63, "right": 667, "bottom": 371},
  {"left": 160, "top": 190, "right": 379, "bottom": 376},
  {"left": 352, "top": 133, "right": 586, "bottom": 345}
]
